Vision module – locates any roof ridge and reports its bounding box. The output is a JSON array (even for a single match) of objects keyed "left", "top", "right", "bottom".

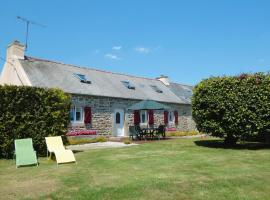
[{"left": 24, "top": 56, "right": 158, "bottom": 81}]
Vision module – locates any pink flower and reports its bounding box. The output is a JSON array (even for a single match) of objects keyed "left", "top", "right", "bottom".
[{"left": 66, "top": 130, "right": 97, "bottom": 136}]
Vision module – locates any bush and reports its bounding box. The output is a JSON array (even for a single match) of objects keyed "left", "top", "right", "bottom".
[
  {"left": 166, "top": 131, "right": 200, "bottom": 137},
  {"left": 0, "top": 85, "right": 71, "bottom": 158},
  {"left": 192, "top": 73, "right": 270, "bottom": 145},
  {"left": 67, "top": 136, "right": 107, "bottom": 145},
  {"left": 96, "top": 136, "right": 107, "bottom": 143},
  {"left": 123, "top": 138, "right": 131, "bottom": 144}
]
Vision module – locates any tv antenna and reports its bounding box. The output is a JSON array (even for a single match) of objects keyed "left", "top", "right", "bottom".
[{"left": 17, "top": 16, "right": 46, "bottom": 51}]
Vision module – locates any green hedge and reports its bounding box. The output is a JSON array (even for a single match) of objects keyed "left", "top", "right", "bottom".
[
  {"left": 192, "top": 73, "right": 270, "bottom": 145},
  {"left": 0, "top": 85, "right": 71, "bottom": 158}
]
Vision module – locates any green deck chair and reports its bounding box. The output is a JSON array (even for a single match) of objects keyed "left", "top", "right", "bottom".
[{"left": 14, "top": 138, "right": 38, "bottom": 168}]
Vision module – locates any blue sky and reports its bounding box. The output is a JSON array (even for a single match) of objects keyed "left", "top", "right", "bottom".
[{"left": 0, "top": 0, "right": 269, "bottom": 85}]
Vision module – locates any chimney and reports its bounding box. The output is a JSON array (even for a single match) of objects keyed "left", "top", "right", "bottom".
[
  {"left": 6, "top": 40, "right": 25, "bottom": 61},
  {"left": 156, "top": 75, "right": 170, "bottom": 86}
]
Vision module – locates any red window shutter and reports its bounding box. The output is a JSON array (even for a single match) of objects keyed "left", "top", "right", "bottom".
[
  {"left": 148, "top": 110, "right": 154, "bottom": 125},
  {"left": 134, "top": 110, "right": 140, "bottom": 125},
  {"left": 84, "top": 107, "right": 92, "bottom": 124},
  {"left": 174, "top": 110, "right": 178, "bottom": 125},
  {"left": 164, "top": 111, "right": 168, "bottom": 125}
]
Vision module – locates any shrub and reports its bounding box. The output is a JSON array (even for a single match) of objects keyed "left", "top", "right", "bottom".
[
  {"left": 68, "top": 137, "right": 95, "bottom": 145},
  {"left": 192, "top": 73, "right": 270, "bottom": 145},
  {"left": 166, "top": 131, "right": 200, "bottom": 137},
  {"left": 67, "top": 136, "right": 107, "bottom": 145},
  {"left": 0, "top": 85, "right": 71, "bottom": 158},
  {"left": 123, "top": 138, "right": 131, "bottom": 144},
  {"left": 96, "top": 136, "right": 107, "bottom": 143}
]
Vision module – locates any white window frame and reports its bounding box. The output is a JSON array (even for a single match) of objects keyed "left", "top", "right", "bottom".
[
  {"left": 168, "top": 111, "right": 174, "bottom": 124},
  {"left": 70, "top": 106, "right": 84, "bottom": 123},
  {"left": 140, "top": 110, "right": 148, "bottom": 125}
]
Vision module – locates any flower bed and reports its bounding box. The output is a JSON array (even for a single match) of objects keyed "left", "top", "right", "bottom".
[
  {"left": 66, "top": 130, "right": 97, "bottom": 136},
  {"left": 166, "top": 127, "right": 177, "bottom": 132},
  {"left": 67, "top": 136, "right": 107, "bottom": 145}
]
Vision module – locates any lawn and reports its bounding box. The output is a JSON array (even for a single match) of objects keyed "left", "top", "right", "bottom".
[{"left": 1, "top": 138, "right": 270, "bottom": 200}]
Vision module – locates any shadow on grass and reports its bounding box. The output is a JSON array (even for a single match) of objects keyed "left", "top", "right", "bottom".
[
  {"left": 72, "top": 150, "right": 84, "bottom": 154},
  {"left": 132, "top": 137, "right": 172, "bottom": 144},
  {"left": 194, "top": 139, "right": 270, "bottom": 150},
  {"left": 16, "top": 163, "right": 39, "bottom": 168}
]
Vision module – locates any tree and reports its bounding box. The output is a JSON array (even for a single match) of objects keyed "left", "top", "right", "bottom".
[
  {"left": 192, "top": 73, "right": 270, "bottom": 145},
  {"left": 0, "top": 85, "right": 71, "bottom": 158}
]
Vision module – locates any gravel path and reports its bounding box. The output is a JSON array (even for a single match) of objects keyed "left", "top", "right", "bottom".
[
  {"left": 67, "top": 135, "right": 206, "bottom": 151},
  {"left": 67, "top": 141, "right": 138, "bottom": 151}
]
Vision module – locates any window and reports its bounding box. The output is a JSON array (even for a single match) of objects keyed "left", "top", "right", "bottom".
[
  {"left": 116, "top": 112, "right": 121, "bottom": 124},
  {"left": 74, "top": 73, "right": 91, "bottom": 84},
  {"left": 70, "top": 107, "right": 84, "bottom": 123},
  {"left": 121, "top": 81, "right": 135, "bottom": 89},
  {"left": 140, "top": 110, "right": 148, "bottom": 124},
  {"left": 77, "top": 74, "right": 86, "bottom": 82},
  {"left": 169, "top": 111, "right": 174, "bottom": 123},
  {"left": 150, "top": 85, "right": 163, "bottom": 93}
]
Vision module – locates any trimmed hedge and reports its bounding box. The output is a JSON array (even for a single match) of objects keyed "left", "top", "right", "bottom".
[
  {"left": 67, "top": 136, "right": 107, "bottom": 145},
  {"left": 166, "top": 131, "right": 199, "bottom": 137},
  {"left": 192, "top": 73, "right": 270, "bottom": 145},
  {"left": 0, "top": 85, "right": 71, "bottom": 158}
]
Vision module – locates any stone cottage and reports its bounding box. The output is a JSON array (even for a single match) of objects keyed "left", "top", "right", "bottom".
[{"left": 0, "top": 41, "right": 196, "bottom": 136}]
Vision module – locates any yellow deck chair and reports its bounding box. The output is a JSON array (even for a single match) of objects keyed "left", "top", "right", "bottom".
[{"left": 45, "top": 136, "right": 76, "bottom": 164}]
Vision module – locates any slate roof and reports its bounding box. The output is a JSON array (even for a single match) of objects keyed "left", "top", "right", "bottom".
[
  {"left": 19, "top": 56, "right": 191, "bottom": 104},
  {"left": 168, "top": 83, "right": 193, "bottom": 104}
]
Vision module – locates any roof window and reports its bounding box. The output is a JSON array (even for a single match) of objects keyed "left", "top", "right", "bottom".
[
  {"left": 122, "top": 81, "right": 135, "bottom": 90},
  {"left": 150, "top": 85, "right": 163, "bottom": 93},
  {"left": 74, "top": 73, "right": 91, "bottom": 84}
]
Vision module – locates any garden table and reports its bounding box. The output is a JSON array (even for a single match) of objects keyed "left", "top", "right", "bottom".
[{"left": 140, "top": 127, "right": 159, "bottom": 139}]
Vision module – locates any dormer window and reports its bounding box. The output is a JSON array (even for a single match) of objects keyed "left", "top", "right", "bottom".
[
  {"left": 121, "top": 81, "right": 135, "bottom": 90},
  {"left": 74, "top": 73, "right": 91, "bottom": 84},
  {"left": 150, "top": 85, "right": 163, "bottom": 93},
  {"left": 184, "top": 88, "right": 192, "bottom": 93}
]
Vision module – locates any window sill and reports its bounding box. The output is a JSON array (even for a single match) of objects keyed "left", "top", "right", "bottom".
[
  {"left": 71, "top": 122, "right": 85, "bottom": 126},
  {"left": 140, "top": 122, "right": 148, "bottom": 125}
]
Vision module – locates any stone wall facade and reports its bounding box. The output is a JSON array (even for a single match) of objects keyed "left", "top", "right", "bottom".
[{"left": 69, "top": 94, "right": 196, "bottom": 136}]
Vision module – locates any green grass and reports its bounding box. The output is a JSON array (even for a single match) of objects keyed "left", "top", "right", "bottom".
[{"left": 1, "top": 138, "right": 270, "bottom": 200}]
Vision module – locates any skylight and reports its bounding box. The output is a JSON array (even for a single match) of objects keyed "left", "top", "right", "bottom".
[
  {"left": 150, "top": 85, "right": 163, "bottom": 93},
  {"left": 74, "top": 73, "right": 91, "bottom": 84},
  {"left": 122, "top": 81, "right": 135, "bottom": 90}
]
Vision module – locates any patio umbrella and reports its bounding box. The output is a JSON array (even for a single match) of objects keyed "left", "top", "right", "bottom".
[{"left": 127, "top": 99, "right": 170, "bottom": 110}]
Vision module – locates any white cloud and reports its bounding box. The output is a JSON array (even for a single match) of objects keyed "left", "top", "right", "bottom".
[
  {"left": 112, "top": 46, "right": 122, "bottom": 50},
  {"left": 134, "top": 47, "right": 150, "bottom": 54},
  {"left": 105, "top": 53, "right": 120, "bottom": 60}
]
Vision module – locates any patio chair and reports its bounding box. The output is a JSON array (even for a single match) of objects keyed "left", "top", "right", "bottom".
[
  {"left": 157, "top": 125, "right": 166, "bottom": 139},
  {"left": 14, "top": 138, "right": 38, "bottom": 168},
  {"left": 129, "top": 126, "right": 141, "bottom": 140},
  {"left": 45, "top": 136, "right": 76, "bottom": 165}
]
